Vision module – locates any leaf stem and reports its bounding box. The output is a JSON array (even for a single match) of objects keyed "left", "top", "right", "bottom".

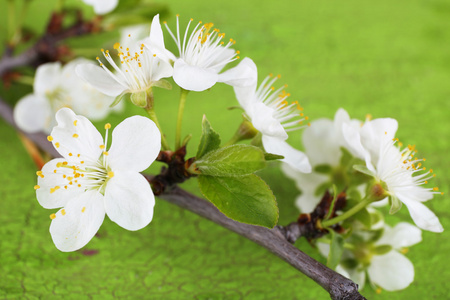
[
  {"left": 322, "top": 197, "right": 373, "bottom": 228},
  {"left": 175, "top": 88, "right": 189, "bottom": 150},
  {"left": 144, "top": 93, "right": 170, "bottom": 151},
  {"left": 7, "top": 0, "right": 16, "bottom": 42}
]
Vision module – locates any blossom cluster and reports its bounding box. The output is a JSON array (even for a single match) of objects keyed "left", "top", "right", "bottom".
[{"left": 13, "top": 8, "right": 443, "bottom": 294}]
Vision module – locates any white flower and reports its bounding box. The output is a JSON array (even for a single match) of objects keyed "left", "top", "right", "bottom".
[
  {"left": 82, "top": 0, "right": 118, "bottom": 15},
  {"left": 282, "top": 108, "right": 364, "bottom": 212},
  {"left": 158, "top": 14, "right": 249, "bottom": 91},
  {"left": 14, "top": 59, "right": 119, "bottom": 134},
  {"left": 35, "top": 108, "right": 160, "bottom": 251},
  {"left": 318, "top": 222, "right": 422, "bottom": 291},
  {"left": 76, "top": 21, "right": 173, "bottom": 105},
  {"left": 343, "top": 119, "right": 444, "bottom": 232},
  {"left": 229, "top": 58, "right": 311, "bottom": 173}
]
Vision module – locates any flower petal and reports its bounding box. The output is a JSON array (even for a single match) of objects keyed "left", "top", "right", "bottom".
[
  {"left": 104, "top": 171, "right": 155, "bottom": 231},
  {"left": 338, "top": 266, "right": 366, "bottom": 291},
  {"left": 218, "top": 57, "right": 258, "bottom": 89},
  {"left": 397, "top": 195, "right": 443, "bottom": 232},
  {"left": 150, "top": 57, "right": 174, "bottom": 82},
  {"left": 34, "top": 62, "right": 61, "bottom": 95},
  {"left": 303, "top": 119, "right": 341, "bottom": 166},
  {"left": 342, "top": 123, "right": 373, "bottom": 170},
  {"left": 85, "top": 0, "right": 118, "bottom": 15},
  {"left": 368, "top": 251, "right": 414, "bottom": 291},
  {"left": 252, "top": 102, "right": 287, "bottom": 139},
  {"left": 262, "top": 136, "right": 311, "bottom": 173},
  {"left": 76, "top": 64, "right": 127, "bottom": 97},
  {"left": 173, "top": 59, "right": 218, "bottom": 91},
  {"left": 50, "top": 190, "right": 105, "bottom": 252},
  {"left": 360, "top": 118, "right": 398, "bottom": 163},
  {"left": 13, "top": 94, "right": 53, "bottom": 133},
  {"left": 36, "top": 158, "right": 85, "bottom": 209},
  {"left": 108, "top": 115, "right": 161, "bottom": 172},
  {"left": 51, "top": 108, "right": 103, "bottom": 162},
  {"left": 376, "top": 222, "right": 422, "bottom": 249}
]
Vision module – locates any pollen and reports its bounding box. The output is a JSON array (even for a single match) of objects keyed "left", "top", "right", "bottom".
[
  {"left": 50, "top": 213, "right": 56, "bottom": 220},
  {"left": 104, "top": 123, "right": 111, "bottom": 130},
  {"left": 69, "top": 153, "right": 73, "bottom": 156},
  {"left": 108, "top": 171, "right": 115, "bottom": 178},
  {"left": 103, "top": 151, "right": 109, "bottom": 156},
  {"left": 36, "top": 171, "right": 44, "bottom": 178},
  {"left": 50, "top": 186, "right": 60, "bottom": 194},
  {"left": 73, "top": 120, "right": 78, "bottom": 126},
  {"left": 73, "top": 134, "right": 79, "bottom": 138},
  {"left": 114, "top": 42, "right": 120, "bottom": 49},
  {"left": 61, "top": 209, "right": 66, "bottom": 216},
  {"left": 47, "top": 136, "right": 53, "bottom": 141},
  {"left": 55, "top": 142, "right": 60, "bottom": 148},
  {"left": 82, "top": 207, "right": 86, "bottom": 213},
  {"left": 100, "top": 145, "right": 105, "bottom": 149},
  {"left": 433, "top": 187, "right": 439, "bottom": 191},
  {"left": 34, "top": 185, "right": 40, "bottom": 190}
]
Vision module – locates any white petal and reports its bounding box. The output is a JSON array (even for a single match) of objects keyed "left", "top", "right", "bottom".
[
  {"left": 317, "top": 242, "right": 330, "bottom": 257},
  {"left": 150, "top": 57, "right": 174, "bottom": 82},
  {"left": 75, "top": 64, "right": 127, "bottom": 97},
  {"left": 252, "top": 102, "right": 287, "bottom": 139},
  {"left": 218, "top": 57, "right": 258, "bottom": 88},
  {"left": 108, "top": 115, "right": 161, "bottom": 172},
  {"left": 376, "top": 222, "right": 422, "bottom": 249},
  {"left": 338, "top": 266, "right": 366, "bottom": 291},
  {"left": 13, "top": 94, "right": 53, "bottom": 133},
  {"left": 397, "top": 196, "right": 443, "bottom": 232},
  {"left": 360, "top": 118, "right": 398, "bottom": 163},
  {"left": 87, "top": 0, "right": 118, "bottom": 14},
  {"left": 104, "top": 171, "right": 155, "bottom": 231},
  {"left": 173, "top": 59, "right": 218, "bottom": 91},
  {"left": 51, "top": 108, "right": 103, "bottom": 162},
  {"left": 262, "top": 136, "right": 311, "bottom": 173},
  {"left": 34, "top": 62, "right": 61, "bottom": 95},
  {"left": 295, "top": 194, "right": 322, "bottom": 214},
  {"left": 148, "top": 14, "right": 165, "bottom": 52},
  {"left": 303, "top": 119, "right": 341, "bottom": 166},
  {"left": 368, "top": 251, "right": 414, "bottom": 291},
  {"left": 36, "top": 158, "right": 85, "bottom": 209},
  {"left": 50, "top": 190, "right": 105, "bottom": 252},
  {"left": 342, "top": 123, "right": 373, "bottom": 170}
]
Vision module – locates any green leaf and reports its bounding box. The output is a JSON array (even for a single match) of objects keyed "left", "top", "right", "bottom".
[
  {"left": 264, "top": 152, "right": 284, "bottom": 161},
  {"left": 340, "top": 147, "right": 354, "bottom": 166},
  {"left": 198, "top": 175, "right": 279, "bottom": 228},
  {"left": 196, "top": 115, "right": 221, "bottom": 159},
  {"left": 196, "top": 145, "right": 266, "bottom": 177},
  {"left": 353, "top": 164, "right": 375, "bottom": 177},
  {"left": 314, "top": 164, "right": 333, "bottom": 174},
  {"left": 327, "top": 231, "right": 344, "bottom": 270}
]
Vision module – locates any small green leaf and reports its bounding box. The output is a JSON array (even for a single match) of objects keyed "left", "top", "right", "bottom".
[
  {"left": 373, "top": 245, "right": 393, "bottom": 255},
  {"left": 353, "top": 164, "right": 375, "bottom": 177},
  {"left": 264, "top": 152, "right": 284, "bottom": 161},
  {"left": 314, "top": 164, "right": 333, "bottom": 174},
  {"left": 389, "top": 195, "right": 402, "bottom": 214},
  {"left": 327, "top": 231, "right": 344, "bottom": 269},
  {"left": 340, "top": 147, "right": 353, "bottom": 166},
  {"left": 196, "top": 145, "right": 266, "bottom": 177},
  {"left": 315, "top": 182, "right": 330, "bottom": 197},
  {"left": 198, "top": 175, "right": 278, "bottom": 228},
  {"left": 196, "top": 115, "right": 221, "bottom": 159}
]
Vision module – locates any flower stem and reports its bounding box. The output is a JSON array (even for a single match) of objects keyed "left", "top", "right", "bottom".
[
  {"left": 175, "top": 88, "right": 189, "bottom": 150},
  {"left": 7, "top": 0, "right": 15, "bottom": 42},
  {"left": 321, "top": 197, "right": 374, "bottom": 228},
  {"left": 144, "top": 93, "right": 170, "bottom": 151}
]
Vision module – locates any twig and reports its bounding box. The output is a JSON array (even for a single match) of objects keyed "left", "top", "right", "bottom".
[{"left": 0, "top": 96, "right": 365, "bottom": 299}]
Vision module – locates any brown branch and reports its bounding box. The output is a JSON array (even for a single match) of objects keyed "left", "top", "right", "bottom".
[{"left": 0, "top": 96, "right": 366, "bottom": 299}]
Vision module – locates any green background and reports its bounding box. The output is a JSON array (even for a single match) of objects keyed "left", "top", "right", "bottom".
[{"left": 1, "top": 0, "right": 449, "bottom": 298}]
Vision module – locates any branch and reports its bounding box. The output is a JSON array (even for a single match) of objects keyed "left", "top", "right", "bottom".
[{"left": 0, "top": 96, "right": 366, "bottom": 299}]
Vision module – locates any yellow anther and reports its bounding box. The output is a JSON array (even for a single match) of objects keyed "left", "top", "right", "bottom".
[
  {"left": 277, "top": 74, "right": 281, "bottom": 78},
  {"left": 63, "top": 175, "right": 66, "bottom": 178},
  {"left": 307, "top": 122, "right": 311, "bottom": 127},
  {"left": 78, "top": 184, "right": 81, "bottom": 187},
  {"left": 50, "top": 186, "right": 60, "bottom": 194},
  {"left": 384, "top": 131, "right": 387, "bottom": 135},
  {"left": 53, "top": 170, "right": 57, "bottom": 173},
  {"left": 67, "top": 176, "right": 73, "bottom": 181},
  {"left": 105, "top": 50, "right": 109, "bottom": 54},
  {"left": 69, "top": 153, "right": 73, "bottom": 156},
  {"left": 305, "top": 116, "right": 309, "bottom": 120},
  {"left": 190, "top": 18, "right": 193, "bottom": 21},
  {"left": 103, "top": 151, "right": 109, "bottom": 156},
  {"left": 153, "top": 54, "right": 157, "bottom": 57},
  {"left": 74, "top": 173, "right": 80, "bottom": 178},
  {"left": 236, "top": 50, "right": 240, "bottom": 54},
  {"left": 400, "top": 248, "right": 409, "bottom": 254},
  {"left": 100, "top": 145, "right": 105, "bottom": 149},
  {"left": 365, "top": 114, "right": 372, "bottom": 121},
  {"left": 114, "top": 42, "right": 120, "bottom": 49},
  {"left": 101, "top": 48, "right": 104, "bottom": 52},
  {"left": 80, "top": 161, "right": 84, "bottom": 164},
  {"left": 104, "top": 123, "right": 111, "bottom": 130},
  {"left": 425, "top": 181, "right": 428, "bottom": 184},
  {"left": 77, "top": 154, "right": 81, "bottom": 158},
  {"left": 81, "top": 174, "right": 85, "bottom": 177},
  {"left": 55, "top": 142, "right": 60, "bottom": 148},
  {"left": 62, "top": 162, "right": 68, "bottom": 166},
  {"left": 34, "top": 185, "right": 40, "bottom": 190},
  {"left": 64, "top": 186, "right": 67, "bottom": 189},
  {"left": 430, "top": 169, "right": 434, "bottom": 173},
  {"left": 108, "top": 171, "right": 115, "bottom": 178},
  {"left": 61, "top": 209, "right": 66, "bottom": 216},
  {"left": 47, "top": 136, "right": 53, "bottom": 141},
  {"left": 441, "top": 192, "right": 444, "bottom": 195},
  {"left": 73, "top": 134, "right": 79, "bottom": 138},
  {"left": 433, "top": 187, "right": 439, "bottom": 191},
  {"left": 36, "top": 171, "right": 44, "bottom": 178},
  {"left": 73, "top": 120, "right": 78, "bottom": 126},
  {"left": 96, "top": 56, "right": 100, "bottom": 60},
  {"left": 271, "top": 87, "right": 275, "bottom": 90},
  {"left": 376, "top": 288, "right": 382, "bottom": 294},
  {"left": 236, "top": 56, "right": 240, "bottom": 59},
  {"left": 50, "top": 214, "right": 56, "bottom": 220},
  {"left": 176, "top": 14, "right": 180, "bottom": 17}
]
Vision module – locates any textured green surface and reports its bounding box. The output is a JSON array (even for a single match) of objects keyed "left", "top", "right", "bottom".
[{"left": 1, "top": 0, "right": 450, "bottom": 299}]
